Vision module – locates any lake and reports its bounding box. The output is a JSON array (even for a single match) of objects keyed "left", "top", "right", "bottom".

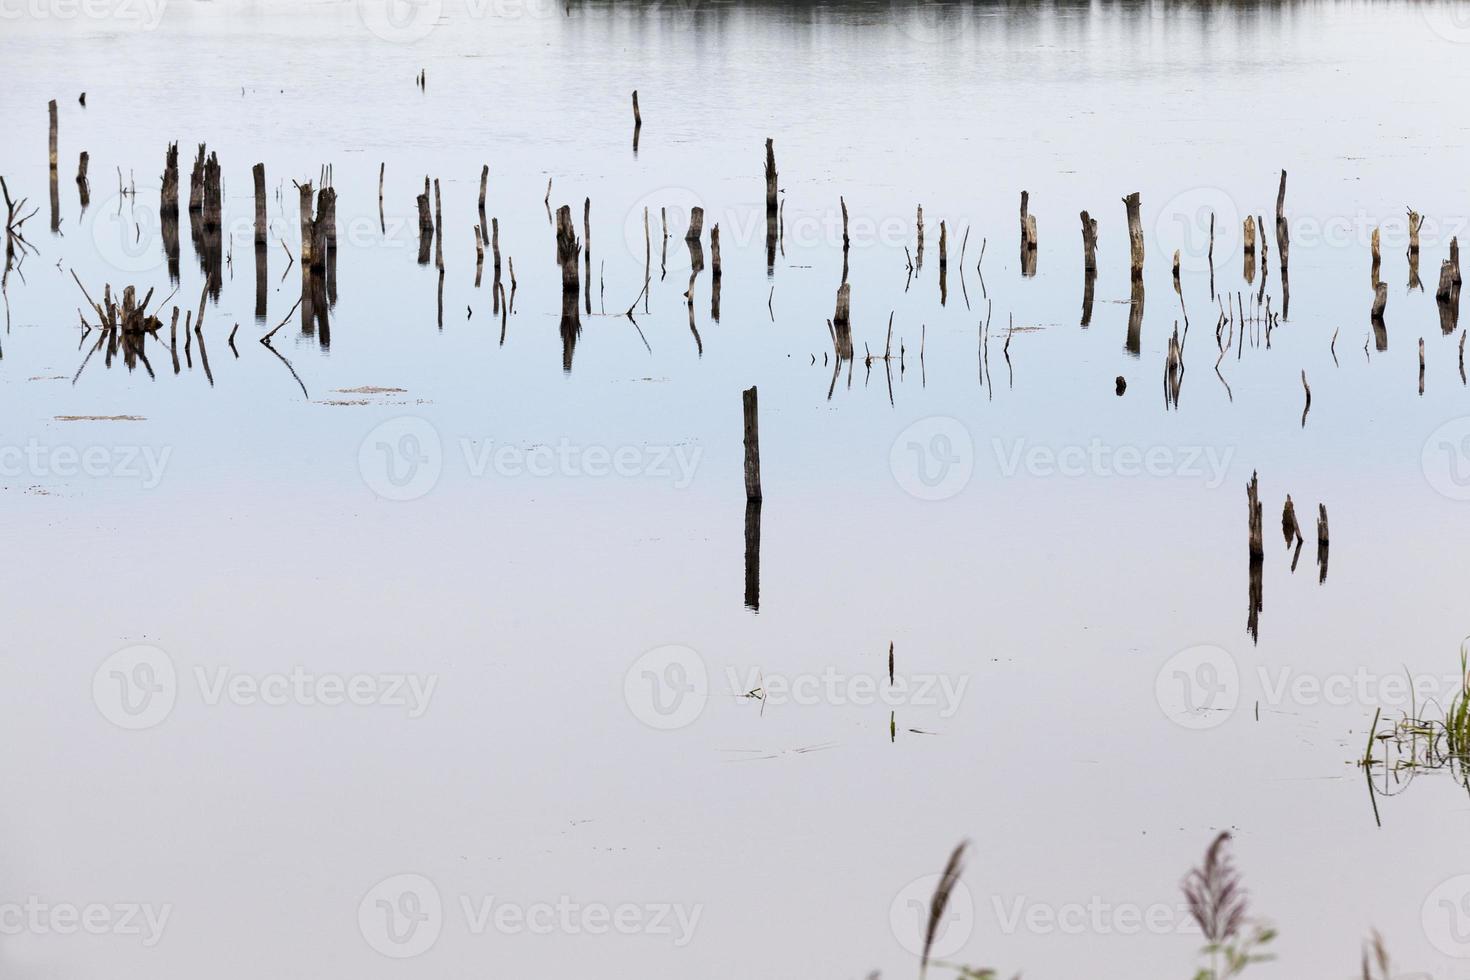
[{"left": 2, "top": 0, "right": 1470, "bottom": 977}]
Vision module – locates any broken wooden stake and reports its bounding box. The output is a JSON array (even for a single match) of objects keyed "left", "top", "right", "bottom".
[
  {"left": 742, "top": 385, "right": 762, "bottom": 502},
  {"left": 1123, "top": 191, "right": 1144, "bottom": 280}
]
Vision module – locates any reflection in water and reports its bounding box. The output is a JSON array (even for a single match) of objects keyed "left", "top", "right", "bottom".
[
  {"left": 1019, "top": 191, "right": 1037, "bottom": 277},
  {"left": 555, "top": 204, "right": 582, "bottom": 372},
  {"left": 744, "top": 500, "right": 761, "bottom": 612},
  {"left": 1126, "top": 278, "right": 1144, "bottom": 355}
]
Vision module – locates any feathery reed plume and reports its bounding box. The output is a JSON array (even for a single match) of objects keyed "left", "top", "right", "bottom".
[
  {"left": 921, "top": 841, "right": 968, "bottom": 979},
  {"left": 1183, "top": 832, "right": 1246, "bottom": 944},
  {"left": 1181, "top": 832, "right": 1275, "bottom": 979}
]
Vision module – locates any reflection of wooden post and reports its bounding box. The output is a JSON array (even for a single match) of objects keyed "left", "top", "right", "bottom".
[
  {"left": 1123, "top": 192, "right": 1144, "bottom": 280},
  {"left": 743, "top": 386, "right": 762, "bottom": 502},
  {"left": 744, "top": 500, "right": 761, "bottom": 612}
]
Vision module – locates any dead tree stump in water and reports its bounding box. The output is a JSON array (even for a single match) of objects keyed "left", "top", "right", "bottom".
[
  {"left": 711, "top": 223, "right": 721, "bottom": 321},
  {"left": 478, "top": 164, "right": 489, "bottom": 246},
  {"left": 832, "top": 282, "right": 853, "bottom": 360},
  {"left": 1123, "top": 192, "right": 1144, "bottom": 280},
  {"left": 76, "top": 151, "right": 89, "bottom": 209},
  {"left": 1282, "top": 495, "right": 1299, "bottom": 548},
  {"left": 764, "top": 138, "right": 778, "bottom": 270},
  {"left": 742, "top": 386, "right": 762, "bottom": 502},
  {"left": 1243, "top": 216, "right": 1257, "bottom": 284},
  {"left": 1247, "top": 471, "right": 1264, "bottom": 560},
  {"left": 415, "top": 177, "right": 433, "bottom": 265},
  {"left": 685, "top": 206, "right": 703, "bottom": 243},
  {"left": 915, "top": 204, "right": 925, "bottom": 270},
  {"left": 1080, "top": 211, "right": 1098, "bottom": 273},
  {"left": 48, "top": 99, "right": 59, "bottom": 232},
  {"left": 556, "top": 204, "right": 582, "bottom": 370},
  {"left": 1019, "top": 192, "right": 1037, "bottom": 276},
  {"left": 632, "top": 90, "right": 642, "bottom": 152},
  {"left": 1408, "top": 208, "right": 1424, "bottom": 291},
  {"left": 252, "top": 163, "right": 266, "bottom": 247},
  {"left": 1275, "top": 170, "right": 1289, "bottom": 274}
]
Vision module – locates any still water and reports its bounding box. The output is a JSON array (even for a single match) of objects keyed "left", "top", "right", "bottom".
[{"left": 3, "top": 0, "right": 1470, "bottom": 976}]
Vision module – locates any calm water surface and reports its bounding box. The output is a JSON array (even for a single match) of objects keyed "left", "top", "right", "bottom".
[{"left": 3, "top": 1, "right": 1470, "bottom": 977}]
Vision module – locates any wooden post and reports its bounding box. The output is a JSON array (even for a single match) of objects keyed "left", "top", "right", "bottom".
[
  {"left": 48, "top": 99, "right": 59, "bottom": 232},
  {"left": 764, "top": 138, "right": 777, "bottom": 270},
  {"left": 416, "top": 177, "right": 433, "bottom": 265},
  {"left": 1247, "top": 471, "right": 1263, "bottom": 560},
  {"left": 832, "top": 282, "right": 853, "bottom": 360},
  {"left": 742, "top": 386, "right": 762, "bottom": 502},
  {"left": 1371, "top": 281, "right": 1388, "bottom": 321},
  {"left": 433, "top": 178, "right": 444, "bottom": 271},
  {"left": 76, "top": 151, "right": 90, "bottom": 209},
  {"left": 632, "top": 90, "right": 642, "bottom": 152},
  {"left": 298, "top": 182, "right": 315, "bottom": 269},
  {"left": 1282, "top": 495, "right": 1299, "bottom": 547},
  {"left": 1123, "top": 192, "right": 1144, "bottom": 280},
  {"left": 555, "top": 204, "right": 580, "bottom": 297},
  {"left": 1243, "top": 216, "right": 1256, "bottom": 284},
  {"left": 1274, "top": 170, "right": 1289, "bottom": 273},
  {"left": 1019, "top": 192, "right": 1038, "bottom": 276},
  {"left": 252, "top": 163, "right": 266, "bottom": 247},
  {"left": 1080, "top": 211, "right": 1098, "bottom": 273},
  {"left": 478, "top": 164, "right": 489, "bottom": 246},
  {"left": 685, "top": 206, "right": 703, "bottom": 243},
  {"left": 711, "top": 223, "right": 721, "bottom": 322},
  {"left": 916, "top": 204, "right": 925, "bottom": 269}
]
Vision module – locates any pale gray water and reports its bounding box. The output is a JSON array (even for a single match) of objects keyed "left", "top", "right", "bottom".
[{"left": 3, "top": 1, "right": 1470, "bottom": 977}]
